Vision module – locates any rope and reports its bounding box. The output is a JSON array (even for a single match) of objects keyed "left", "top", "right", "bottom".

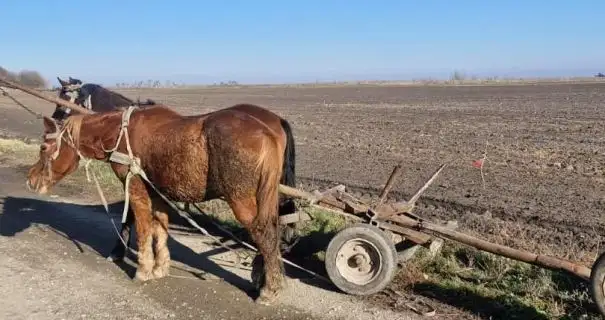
[{"left": 0, "top": 86, "right": 44, "bottom": 119}]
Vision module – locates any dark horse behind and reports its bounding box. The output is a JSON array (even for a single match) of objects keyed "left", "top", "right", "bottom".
[
  {"left": 53, "top": 76, "right": 298, "bottom": 262},
  {"left": 53, "top": 76, "right": 156, "bottom": 120}
]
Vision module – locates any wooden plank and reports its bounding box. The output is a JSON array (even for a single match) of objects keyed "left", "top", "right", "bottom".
[
  {"left": 0, "top": 78, "right": 94, "bottom": 115},
  {"left": 422, "top": 221, "right": 591, "bottom": 280}
]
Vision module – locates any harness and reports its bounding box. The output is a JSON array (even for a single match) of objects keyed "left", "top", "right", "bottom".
[
  {"left": 45, "top": 106, "right": 328, "bottom": 282},
  {"left": 45, "top": 106, "right": 243, "bottom": 261},
  {"left": 62, "top": 84, "right": 93, "bottom": 113}
]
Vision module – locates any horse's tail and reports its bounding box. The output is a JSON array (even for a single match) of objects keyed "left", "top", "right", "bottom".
[
  {"left": 254, "top": 132, "right": 284, "bottom": 257},
  {"left": 277, "top": 118, "right": 297, "bottom": 216},
  {"left": 279, "top": 118, "right": 296, "bottom": 188}
]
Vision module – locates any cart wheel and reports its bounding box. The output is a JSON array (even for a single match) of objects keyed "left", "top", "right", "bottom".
[
  {"left": 590, "top": 250, "right": 605, "bottom": 317},
  {"left": 325, "top": 223, "right": 398, "bottom": 295}
]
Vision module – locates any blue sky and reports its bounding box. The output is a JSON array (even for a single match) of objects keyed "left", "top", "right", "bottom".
[{"left": 1, "top": 0, "right": 604, "bottom": 85}]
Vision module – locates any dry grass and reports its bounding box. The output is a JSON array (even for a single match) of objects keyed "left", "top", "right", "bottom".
[
  {"left": 0, "top": 138, "right": 121, "bottom": 192},
  {"left": 0, "top": 138, "right": 39, "bottom": 155},
  {"left": 388, "top": 244, "right": 598, "bottom": 319}
]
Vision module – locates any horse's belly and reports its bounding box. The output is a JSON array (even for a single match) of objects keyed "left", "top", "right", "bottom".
[{"left": 145, "top": 151, "right": 212, "bottom": 202}]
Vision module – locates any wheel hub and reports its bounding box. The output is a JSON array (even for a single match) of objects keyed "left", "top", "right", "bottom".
[{"left": 335, "top": 239, "right": 382, "bottom": 285}]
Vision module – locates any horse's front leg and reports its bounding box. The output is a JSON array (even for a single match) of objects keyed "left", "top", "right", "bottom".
[{"left": 127, "top": 178, "right": 156, "bottom": 282}]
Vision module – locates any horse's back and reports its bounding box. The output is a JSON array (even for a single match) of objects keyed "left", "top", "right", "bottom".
[{"left": 130, "top": 105, "right": 281, "bottom": 202}]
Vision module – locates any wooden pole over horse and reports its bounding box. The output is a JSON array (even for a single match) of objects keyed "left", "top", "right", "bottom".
[{"left": 0, "top": 78, "right": 94, "bottom": 115}]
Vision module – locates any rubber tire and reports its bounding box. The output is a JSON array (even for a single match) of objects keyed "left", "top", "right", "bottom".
[
  {"left": 590, "top": 250, "right": 605, "bottom": 317},
  {"left": 325, "top": 223, "right": 398, "bottom": 296}
]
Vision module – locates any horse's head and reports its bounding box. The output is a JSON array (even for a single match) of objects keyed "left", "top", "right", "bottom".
[
  {"left": 53, "top": 76, "right": 88, "bottom": 120},
  {"left": 26, "top": 116, "right": 82, "bottom": 194}
]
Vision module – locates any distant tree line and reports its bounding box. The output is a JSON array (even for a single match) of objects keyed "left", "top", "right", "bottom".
[
  {"left": 114, "top": 79, "right": 241, "bottom": 88},
  {"left": 0, "top": 66, "right": 47, "bottom": 88}
]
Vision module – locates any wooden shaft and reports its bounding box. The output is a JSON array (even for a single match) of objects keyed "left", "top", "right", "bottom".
[
  {"left": 377, "top": 163, "right": 402, "bottom": 206},
  {"left": 278, "top": 184, "right": 314, "bottom": 200},
  {"left": 423, "top": 221, "right": 591, "bottom": 280},
  {"left": 0, "top": 78, "right": 94, "bottom": 115},
  {"left": 375, "top": 218, "right": 432, "bottom": 244},
  {"left": 390, "top": 213, "right": 590, "bottom": 279},
  {"left": 406, "top": 163, "right": 446, "bottom": 206}
]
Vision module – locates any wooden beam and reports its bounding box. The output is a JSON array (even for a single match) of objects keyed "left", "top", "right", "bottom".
[{"left": 0, "top": 78, "right": 94, "bottom": 115}]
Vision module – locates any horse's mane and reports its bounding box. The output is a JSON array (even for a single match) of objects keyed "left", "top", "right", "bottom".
[
  {"left": 62, "top": 114, "right": 85, "bottom": 148},
  {"left": 83, "top": 83, "right": 156, "bottom": 106},
  {"left": 84, "top": 84, "right": 133, "bottom": 102}
]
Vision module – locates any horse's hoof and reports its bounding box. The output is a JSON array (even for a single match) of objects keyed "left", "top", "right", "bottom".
[
  {"left": 255, "top": 289, "right": 279, "bottom": 306},
  {"left": 134, "top": 269, "right": 154, "bottom": 282},
  {"left": 152, "top": 266, "right": 169, "bottom": 279}
]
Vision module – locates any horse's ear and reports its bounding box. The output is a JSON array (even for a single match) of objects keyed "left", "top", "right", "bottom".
[
  {"left": 69, "top": 77, "right": 82, "bottom": 84},
  {"left": 57, "top": 77, "right": 69, "bottom": 87},
  {"left": 42, "top": 116, "right": 56, "bottom": 133}
]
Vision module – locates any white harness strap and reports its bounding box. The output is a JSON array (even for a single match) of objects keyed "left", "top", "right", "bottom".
[
  {"left": 103, "top": 106, "right": 142, "bottom": 223},
  {"left": 84, "top": 94, "right": 92, "bottom": 110},
  {"left": 45, "top": 131, "right": 62, "bottom": 160}
]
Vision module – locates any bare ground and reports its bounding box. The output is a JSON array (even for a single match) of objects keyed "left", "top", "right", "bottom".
[{"left": 2, "top": 81, "right": 605, "bottom": 318}]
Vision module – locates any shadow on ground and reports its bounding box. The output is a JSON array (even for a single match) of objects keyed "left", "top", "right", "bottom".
[
  {"left": 409, "top": 283, "right": 550, "bottom": 320},
  {"left": 0, "top": 196, "right": 336, "bottom": 300}
]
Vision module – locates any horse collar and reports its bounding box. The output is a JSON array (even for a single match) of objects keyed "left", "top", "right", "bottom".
[
  {"left": 104, "top": 105, "right": 148, "bottom": 224},
  {"left": 107, "top": 105, "right": 138, "bottom": 166}
]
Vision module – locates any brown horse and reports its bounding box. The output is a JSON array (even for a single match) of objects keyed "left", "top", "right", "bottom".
[
  {"left": 26, "top": 103, "right": 287, "bottom": 305},
  {"left": 54, "top": 77, "right": 298, "bottom": 262},
  {"left": 108, "top": 103, "right": 297, "bottom": 262}
]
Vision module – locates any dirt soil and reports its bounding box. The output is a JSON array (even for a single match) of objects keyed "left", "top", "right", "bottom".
[{"left": 2, "top": 81, "right": 605, "bottom": 319}]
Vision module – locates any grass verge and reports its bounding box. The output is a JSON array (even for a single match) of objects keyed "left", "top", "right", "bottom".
[
  {"left": 1, "top": 137, "right": 600, "bottom": 319},
  {"left": 0, "top": 138, "right": 122, "bottom": 196},
  {"left": 383, "top": 244, "right": 598, "bottom": 319}
]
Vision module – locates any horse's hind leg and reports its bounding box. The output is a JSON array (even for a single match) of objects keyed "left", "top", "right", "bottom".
[
  {"left": 151, "top": 201, "right": 171, "bottom": 279},
  {"left": 228, "top": 197, "right": 284, "bottom": 305}
]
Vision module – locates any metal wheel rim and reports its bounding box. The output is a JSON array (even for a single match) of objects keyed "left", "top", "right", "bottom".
[{"left": 335, "top": 238, "right": 383, "bottom": 285}]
